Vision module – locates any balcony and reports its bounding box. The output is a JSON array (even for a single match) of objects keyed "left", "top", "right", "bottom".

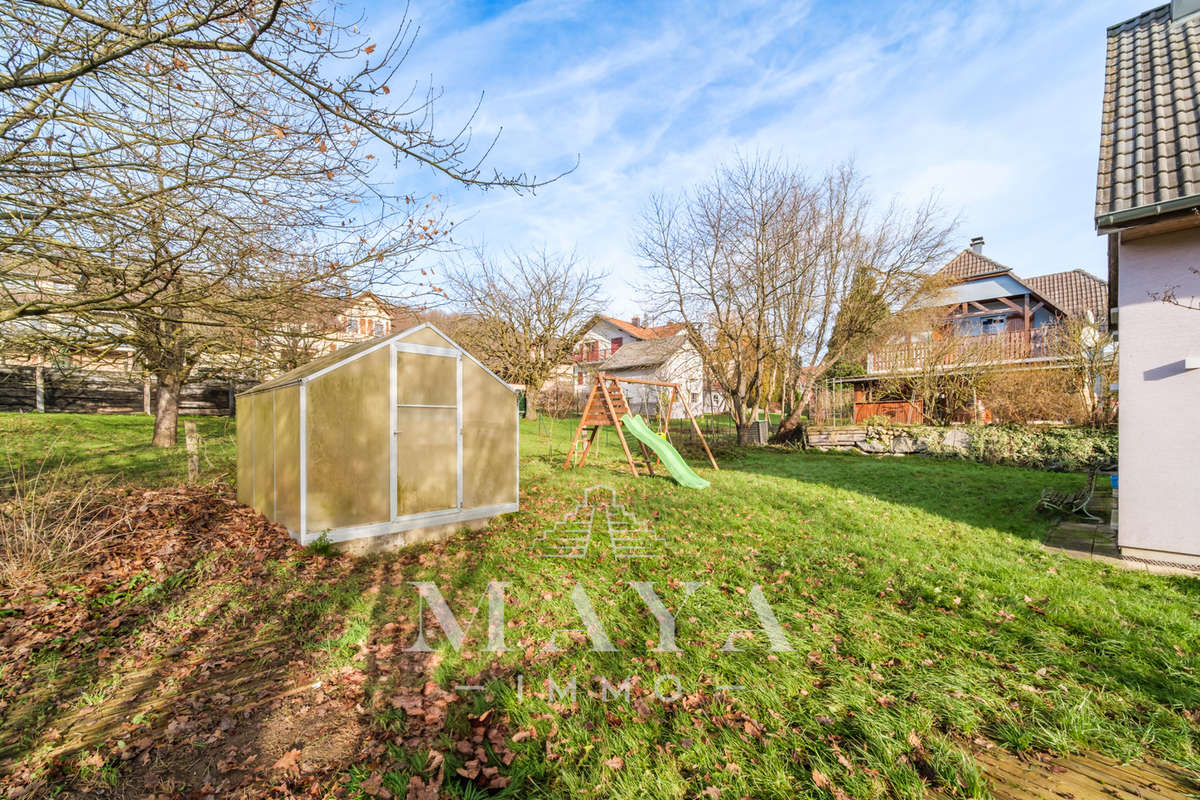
[
  {"left": 866, "top": 325, "right": 1066, "bottom": 375},
  {"left": 572, "top": 344, "right": 613, "bottom": 363}
]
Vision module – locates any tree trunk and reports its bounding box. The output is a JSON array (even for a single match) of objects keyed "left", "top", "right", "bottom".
[
  {"left": 152, "top": 373, "right": 183, "bottom": 447},
  {"left": 524, "top": 390, "right": 538, "bottom": 421},
  {"left": 774, "top": 379, "right": 812, "bottom": 440}
]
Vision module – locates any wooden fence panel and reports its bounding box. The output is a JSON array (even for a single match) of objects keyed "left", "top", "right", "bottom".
[{"left": 0, "top": 367, "right": 251, "bottom": 416}]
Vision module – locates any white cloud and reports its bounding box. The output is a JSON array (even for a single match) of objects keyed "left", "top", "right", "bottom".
[{"left": 368, "top": 0, "right": 1151, "bottom": 312}]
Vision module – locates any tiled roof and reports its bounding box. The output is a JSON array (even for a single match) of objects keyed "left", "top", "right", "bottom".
[
  {"left": 1096, "top": 4, "right": 1200, "bottom": 225},
  {"left": 937, "top": 249, "right": 1014, "bottom": 282},
  {"left": 1022, "top": 270, "right": 1109, "bottom": 324},
  {"left": 646, "top": 321, "right": 687, "bottom": 337},
  {"left": 602, "top": 334, "right": 689, "bottom": 371},
  {"left": 599, "top": 315, "right": 687, "bottom": 340}
]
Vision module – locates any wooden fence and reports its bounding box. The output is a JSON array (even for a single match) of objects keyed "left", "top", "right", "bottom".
[{"left": 0, "top": 366, "right": 252, "bottom": 416}]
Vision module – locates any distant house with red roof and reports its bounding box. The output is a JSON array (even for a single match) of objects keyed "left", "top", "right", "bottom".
[
  {"left": 846, "top": 237, "right": 1109, "bottom": 423},
  {"left": 567, "top": 315, "right": 725, "bottom": 416},
  {"left": 571, "top": 315, "right": 687, "bottom": 370}
]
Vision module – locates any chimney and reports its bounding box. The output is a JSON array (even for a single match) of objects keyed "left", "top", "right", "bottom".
[
  {"left": 631, "top": 315, "right": 641, "bottom": 328},
  {"left": 970, "top": 236, "right": 985, "bottom": 253}
]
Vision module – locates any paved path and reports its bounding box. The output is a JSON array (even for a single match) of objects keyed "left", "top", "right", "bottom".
[{"left": 975, "top": 747, "right": 1198, "bottom": 800}]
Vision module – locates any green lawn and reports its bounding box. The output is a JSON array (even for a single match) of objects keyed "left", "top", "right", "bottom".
[
  {"left": 0, "top": 412, "right": 236, "bottom": 490},
  {"left": 1, "top": 413, "right": 1197, "bottom": 799}
]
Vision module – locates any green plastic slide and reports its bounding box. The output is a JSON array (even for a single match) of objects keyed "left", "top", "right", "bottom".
[{"left": 620, "top": 413, "right": 710, "bottom": 489}]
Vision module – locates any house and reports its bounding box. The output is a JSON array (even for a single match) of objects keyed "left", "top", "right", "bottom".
[
  {"left": 0, "top": 260, "right": 249, "bottom": 414},
  {"left": 848, "top": 239, "right": 1108, "bottom": 423},
  {"left": 599, "top": 333, "right": 726, "bottom": 418},
  {"left": 322, "top": 291, "right": 405, "bottom": 353},
  {"left": 1095, "top": 2, "right": 1200, "bottom": 564},
  {"left": 567, "top": 315, "right": 723, "bottom": 415},
  {"left": 570, "top": 315, "right": 687, "bottom": 385}
]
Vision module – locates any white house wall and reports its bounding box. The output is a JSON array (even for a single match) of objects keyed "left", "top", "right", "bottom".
[
  {"left": 610, "top": 346, "right": 726, "bottom": 418},
  {"left": 1117, "top": 227, "right": 1200, "bottom": 562}
]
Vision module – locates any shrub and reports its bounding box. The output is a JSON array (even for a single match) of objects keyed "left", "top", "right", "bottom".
[
  {"left": 0, "top": 457, "right": 122, "bottom": 588},
  {"left": 965, "top": 425, "right": 1117, "bottom": 471},
  {"left": 306, "top": 532, "right": 337, "bottom": 557},
  {"left": 981, "top": 369, "right": 1086, "bottom": 424},
  {"left": 536, "top": 383, "right": 581, "bottom": 418}
]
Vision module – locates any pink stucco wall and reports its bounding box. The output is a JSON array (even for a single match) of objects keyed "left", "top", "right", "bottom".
[{"left": 1118, "top": 227, "right": 1200, "bottom": 559}]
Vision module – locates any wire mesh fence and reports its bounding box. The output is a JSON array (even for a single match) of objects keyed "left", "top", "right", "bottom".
[
  {"left": 531, "top": 410, "right": 756, "bottom": 466},
  {"left": 810, "top": 381, "right": 857, "bottom": 427}
]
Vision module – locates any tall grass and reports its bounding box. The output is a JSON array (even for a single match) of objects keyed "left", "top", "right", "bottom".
[{"left": 0, "top": 455, "right": 123, "bottom": 588}]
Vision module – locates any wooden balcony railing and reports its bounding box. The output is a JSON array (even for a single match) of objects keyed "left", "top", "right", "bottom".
[
  {"left": 866, "top": 325, "right": 1066, "bottom": 375},
  {"left": 572, "top": 344, "right": 613, "bottom": 363}
]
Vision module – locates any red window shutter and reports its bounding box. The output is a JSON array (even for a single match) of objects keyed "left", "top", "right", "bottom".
[{"left": 611, "top": 337, "right": 623, "bottom": 352}]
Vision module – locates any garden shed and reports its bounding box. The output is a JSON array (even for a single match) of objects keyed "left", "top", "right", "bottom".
[{"left": 236, "top": 324, "right": 518, "bottom": 551}]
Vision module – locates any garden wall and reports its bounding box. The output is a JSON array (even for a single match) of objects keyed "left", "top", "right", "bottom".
[
  {"left": 805, "top": 424, "right": 1117, "bottom": 472},
  {"left": 0, "top": 366, "right": 253, "bottom": 416}
]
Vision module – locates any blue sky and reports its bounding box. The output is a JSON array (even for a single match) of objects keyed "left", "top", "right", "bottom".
[{"left": 370, "top": 0, "right": 1150, "bottom": 315}]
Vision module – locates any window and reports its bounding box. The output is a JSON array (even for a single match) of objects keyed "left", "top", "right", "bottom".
[
  {"left": 373, "top": 319, "right": 384, "bottom": 336},
  {"left": 344, "top": 317, "right": 357, "bottom": 333},
  {"left": 610, "top": 336, "right": 623, "bottom": 353},
  {"left": 980, "top": 315, "right": 1007, "bottom": 335}
]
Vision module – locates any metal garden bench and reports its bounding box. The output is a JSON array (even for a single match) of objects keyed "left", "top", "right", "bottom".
[{"left": 1038, "top": 470, "right": 1102, "bottom": 522}]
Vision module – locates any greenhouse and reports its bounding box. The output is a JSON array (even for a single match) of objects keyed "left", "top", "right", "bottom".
[{"left": 236, "top": 324, "right": 519, "bottom": 550}]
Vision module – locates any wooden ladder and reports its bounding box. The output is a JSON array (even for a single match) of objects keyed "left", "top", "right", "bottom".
[{"left": 564, "top": 374, "right": 640, "bottom": 476}]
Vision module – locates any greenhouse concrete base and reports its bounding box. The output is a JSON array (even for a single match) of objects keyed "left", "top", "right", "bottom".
[
  {"left": 330, "top": 516, "right": 491, "bottom": 555},
  {"left": 301, "top": 503, "right": 519, "bottom": 555}
]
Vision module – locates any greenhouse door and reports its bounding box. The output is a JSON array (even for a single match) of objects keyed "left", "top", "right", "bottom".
[{"left": 391, "top": 343, "right": 462, "bottom": 519}]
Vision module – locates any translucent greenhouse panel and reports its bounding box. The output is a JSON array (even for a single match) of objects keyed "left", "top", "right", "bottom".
[
  {"left": 250, "top": 392, "right": 275, "bottom": 518},
  {"left": 236, "top": 393, "right": 254, "bottom": 506},
  {"left": 273, "top": 385, "right": 301, "bottom": 533},
  {"left": 395, "top": 406, "right": 458, "bottom": 515},
  {"left": 396, "top": 351, "right": 456, "bottom": 406},
  {"left": 462, "top": 358, "right": 518, "bottom": 509},
  {"left": 398, "top": 327, "right": 454, "bottom": 349},
  {"left": 305, "top": 347, "right": 391, "bottom": 532}
]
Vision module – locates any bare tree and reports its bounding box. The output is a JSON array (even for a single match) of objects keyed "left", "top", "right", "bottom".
[
  {"left": 638, "top": 156, "right": 952, "bottom": 441},
  {"left": 1, "top": 0, "right": 556, "bottom": 444},
  {"left": 638, "top": 157, "right": 809, "bottom": 438},
  {"left": 1055, "top": 314, "right": 1118, "bottom": 426},
  {"left": 445, "top": 249, "right": 606, "bottom": 420},
  {"left": 772, "top": 165, "right": 955, "bottom": 438}
]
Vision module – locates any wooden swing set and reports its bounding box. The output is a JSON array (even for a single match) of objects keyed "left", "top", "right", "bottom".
[{"left": 563, "top": 372, "right": 718, "bottom": 478}]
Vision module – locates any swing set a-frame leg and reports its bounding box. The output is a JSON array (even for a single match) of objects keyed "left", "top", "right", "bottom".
[{"left": 598, "top": 374, "right": 639, "bottom": 477}]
